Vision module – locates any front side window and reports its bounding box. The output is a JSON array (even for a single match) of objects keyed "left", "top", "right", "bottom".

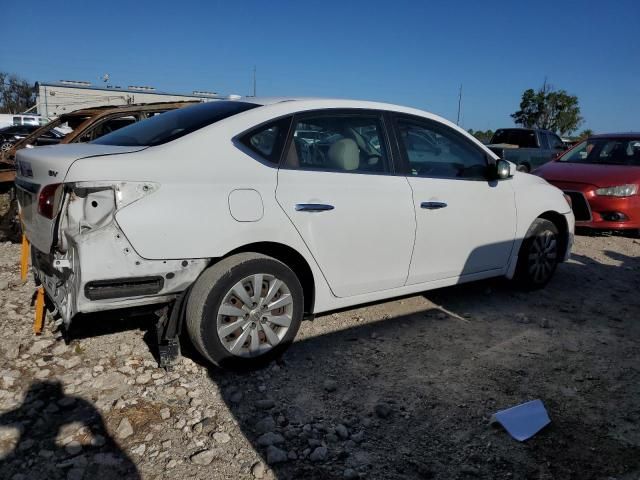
[
  {"left": 12, "top": 117, "right": 21, "bottom": 125},
  {"left": 283, "top": 114, "right": 390, "bottom": 174},
  {"left": 397, "top": 119, "right": 487, "bottom": 179}
]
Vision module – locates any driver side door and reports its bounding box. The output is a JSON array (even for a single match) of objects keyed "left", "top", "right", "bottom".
[{"left": 394, "top": 115, "right": 517, "bottom": 284}]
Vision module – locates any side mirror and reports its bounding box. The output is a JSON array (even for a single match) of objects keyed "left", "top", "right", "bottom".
[{"left": 488, "top": 159, "right": 513, "bottom": 180}]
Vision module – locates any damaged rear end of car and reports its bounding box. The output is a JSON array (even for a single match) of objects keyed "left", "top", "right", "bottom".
[{"left": 16, "top": 144, "right": 208, "bottom": 326}]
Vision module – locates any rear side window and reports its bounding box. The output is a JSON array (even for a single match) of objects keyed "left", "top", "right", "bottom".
[
  {"left": 239, "top": 117, "right": 292, "bottom": 164},
  {"left": 93, "top": 101, "right": 259, "bottom": 147},
  {"left": 283, "top": 113, "right": 390, "bottom": 174}
]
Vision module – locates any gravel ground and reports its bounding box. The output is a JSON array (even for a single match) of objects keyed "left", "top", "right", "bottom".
[{"left": 0, "top": 232, "right": 639, "bottom": 480}]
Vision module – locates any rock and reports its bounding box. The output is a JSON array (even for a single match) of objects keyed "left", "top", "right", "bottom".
[
  {"left": 65, "top": 441, "right": 82, "bottom": 455},
  {"left": 288, "top": 449, "right": 298, "bottom": 460},
  {"left": 63, "top": 356, "right": 81, "bottom": 369},
  {"left": 461, "top": 465, "right": 480, "bottom": 476},
  {"left": 346, "top": 451, "right": 372, "bottom": 468},
  {"left": 266, "top": 445, "right": 288, "bottom": 464},
  {"left": 116, "top": 417, "right": 134, "bottom": 439},
  {"left": 374, "top": 403, "right": 392, "bottom": 419},
  {"left": 309, "top": 446, "right": 328, "bottom": 462},
  {"left": 343, "top": 468, "right": 359, "bottom": 479},
  {"left": 538, "top": 318, "right": 551, "bottom": 328},
  {"left": 3, "top": 342, "right": 20, "bottom": 360},
  {"left": 131, "top": 444, "right": 146, "bottom": 456},
  {"left": 166, "top": 459, "right": 178, "bottom": 469},
  {"left": 160, "top": 407, "right": 171, "bottom": 420},
  {"left": 257, "top": 432, "right": 285, "bottom": 446},
  {"left": 255, "top": 416, "right": 276, "bottom": 434},
  {"left": 135, "top": 372, "right": 152, "bottom": 384},
  {"left": 350, "top": 430, "right": 364, "bottom": 443},
  {"left": 92, "top": 372, "right": 127, "bottom": 390},
  {"left": 323, "top": 379, "right": 338, "bottom": 392},
  {"left": 67, "top": 468, "right": 85, "bottom": 480},
  {"left": 256, "top": 399, "right": 275, "bottom": 410},
  {"left": 91, "top": 435, "right": 106, "bottom": 447},
  {"left": 514, "top": 313, "right": 530, "bottom": 324},
  {"left": 335, "top": 424, "right": 349, "bottom": 439},
  {"left": 57, "top": 397, "right": 76, "bottom": 408},
  {"left": 212, "top": 431, "right": 231, "bottom": 444},
  {"left": 34, "top": 369, "right": 50, "bottom": 380},
  {"left": 251, "top": 461, "right": 266, "bottom": 478},
  {"left": 28, "top": 339, "right": 54, "bottom": 355},
  {"left": 190, "top": 448, "right": 219, "bottom": 465},
  {"left": 229, "top": 390, "right": 243, "bottom": 403}
]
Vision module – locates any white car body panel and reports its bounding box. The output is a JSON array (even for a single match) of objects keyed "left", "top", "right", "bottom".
[
  {"left": 275, "top": 169, "right": 415, "bottom": 297},
  {"left": 15, "top": 98, "right": 574, "bottom": 324},
  {"left": 406, "top": 176, "right": 517, "bottom": 284}
]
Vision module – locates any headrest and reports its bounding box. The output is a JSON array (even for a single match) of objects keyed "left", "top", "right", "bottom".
[{"left": 328, "top": 138, "right": 359, "bottom": 171}]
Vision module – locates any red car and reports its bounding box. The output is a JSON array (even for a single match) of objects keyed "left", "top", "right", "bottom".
[{"left": 535, "top": 133, "right": 640, "bottom": 234}]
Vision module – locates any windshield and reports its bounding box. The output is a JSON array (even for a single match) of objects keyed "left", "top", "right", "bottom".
[
  {"left": 559, "top": 138, "right": 640, "bottom": 166},
  {"left": 491, "top": 129, "right": 538, "bottom": 148},
  {"left": 93, "top": 101, "right": 259, "bottom": 147}
]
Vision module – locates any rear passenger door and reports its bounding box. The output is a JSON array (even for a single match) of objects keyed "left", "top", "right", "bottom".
[{"left": 275, "top": 110, "right": 416, "bottom": 298}]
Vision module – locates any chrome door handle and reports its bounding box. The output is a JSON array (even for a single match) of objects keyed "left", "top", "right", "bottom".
[
  {"left": 295, "top": 203, "right": 335, "bottom": 212},
  {"left": 420, "top": 201, "right": 447, "bottom": 210}
]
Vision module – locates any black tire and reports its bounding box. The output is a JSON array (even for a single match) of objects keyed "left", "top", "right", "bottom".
[
  {"left": 514, "top": 218, "right": 560, "bottom": 290},
  {"left": 516, "top": 163, "right": 530, "bottom": 173},
  {"left": 186, "top": 253, "right": 304, "bottom": 369}
]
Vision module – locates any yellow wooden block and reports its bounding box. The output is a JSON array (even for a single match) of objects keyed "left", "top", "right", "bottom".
[
  {"left": 33, "top": 287, "right": 45, "bottom": 335},
  {"left": 20, "top": 235, "right": 30, "bottom": 282}
]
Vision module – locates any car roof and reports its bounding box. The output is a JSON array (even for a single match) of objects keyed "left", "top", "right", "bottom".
[{"left": 589, "top": 133, "right": 640, "bottom": 139}]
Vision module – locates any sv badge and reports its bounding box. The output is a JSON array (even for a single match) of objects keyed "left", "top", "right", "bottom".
[{"left": 48, "top": 170, "right": 58, "bottom": 177}]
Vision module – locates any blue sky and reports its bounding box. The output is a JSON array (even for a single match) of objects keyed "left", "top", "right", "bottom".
[{"left": 2, "top": 0, "right": 639, "bottom": 133}]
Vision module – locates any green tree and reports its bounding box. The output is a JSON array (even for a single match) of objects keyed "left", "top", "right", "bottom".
[
  {"left": 0, "top": 72, "right": 36, "bottom": 114},
  {"left": 468, "top": 129, "right": 494, "bottom": 143},
  {"left": 578, "top": 129, "right": 593, "bottom": 138},
  {"left": 511, "top": 82, "right": 583, "bottom": 136}
]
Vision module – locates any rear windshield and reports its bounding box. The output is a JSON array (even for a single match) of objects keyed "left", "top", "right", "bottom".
[
  {"left": 92, "top": 101, "right": 259, "bottom": 147},
  {"left": 491, "top": 129, "right": 538, "bottom": 148},
  {"left": 559, "top": 138, "right": 640, "bottom": 165}
]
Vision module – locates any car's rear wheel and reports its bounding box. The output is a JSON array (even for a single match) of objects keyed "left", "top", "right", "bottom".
[
  {"left": 514, "top": 218, "right": 560, "bottom": 289},
  {"left": 186, "top": 253, "right": 303, "bottom": 369},
  {"left": 516, "top": 163, "right": 530, "bottom": 173}
]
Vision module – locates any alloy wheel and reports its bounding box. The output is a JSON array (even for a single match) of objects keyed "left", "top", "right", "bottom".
[
  {"left": 216, "top": 274, "right": 294, "bottom": 358},
  {"left": 527, "top": 230, "right": 557, "bottom": 283}
]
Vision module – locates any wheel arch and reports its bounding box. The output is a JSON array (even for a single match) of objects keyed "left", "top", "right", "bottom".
[
  {"left": 216, "top": 241, "right": 316, "bottom": 315},
  {"left": 536, "top": 210, "right": 570, "bottom": 259}
]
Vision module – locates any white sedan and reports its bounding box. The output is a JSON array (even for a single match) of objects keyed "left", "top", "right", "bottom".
[{"left": 16, "top": 98, "right": 574, "bottom": 368}]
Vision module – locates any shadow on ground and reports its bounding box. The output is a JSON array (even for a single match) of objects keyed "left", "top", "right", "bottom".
[
  {"left": 55, "top": 241, "right": 640, "bottom": 479},
  {"left": 0, "top": 381, "right": 139, "bottom": 480},
  {"left": 203, "top": 249, "right": 640, "bottom": 479}
]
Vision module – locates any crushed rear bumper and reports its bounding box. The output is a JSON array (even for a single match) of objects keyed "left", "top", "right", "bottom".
[{"left": 31, "top": 221, "right": 207, "bottom": 325}]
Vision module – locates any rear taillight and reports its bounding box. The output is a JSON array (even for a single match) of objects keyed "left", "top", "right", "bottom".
[{"left": 38, "top": 183, "right": 62, "bottom": 219}]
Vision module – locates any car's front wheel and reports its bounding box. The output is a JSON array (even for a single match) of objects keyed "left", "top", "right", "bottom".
[
  {"left": 186, "top": 253, "right": 304, "bottom": 369},
  {"left": 514, "top": 218, "right": 560, "bottom": 289}
]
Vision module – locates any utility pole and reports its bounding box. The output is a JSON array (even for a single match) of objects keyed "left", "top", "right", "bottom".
[
  {"left": 252, "top": 66, "right": 256, "bottom": 97},
  {"left": 456, "top": 84, "right": 463, "bottom": 126}
]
